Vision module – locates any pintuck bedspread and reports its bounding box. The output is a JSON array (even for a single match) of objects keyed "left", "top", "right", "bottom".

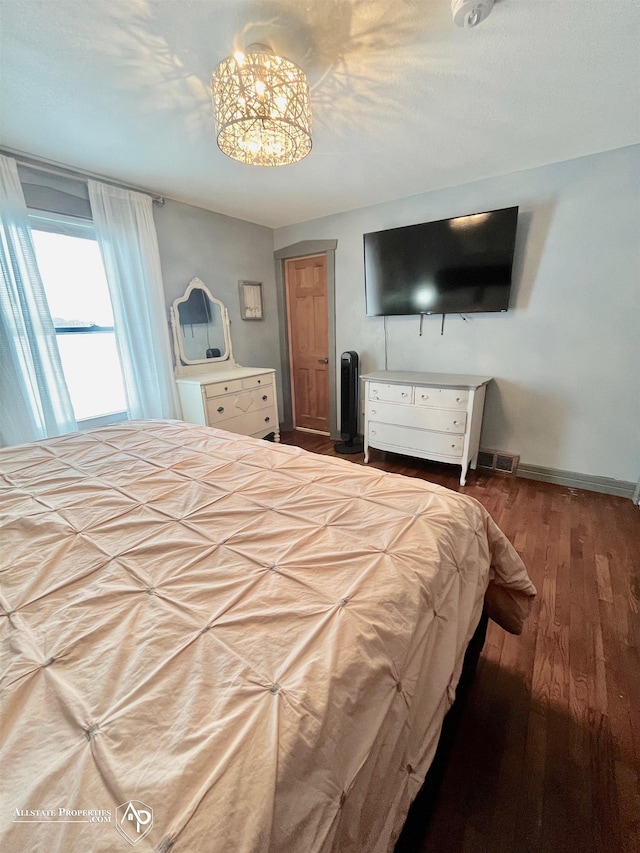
[{"left": 0, "top": 420, "right": 535, "bottom": 853}]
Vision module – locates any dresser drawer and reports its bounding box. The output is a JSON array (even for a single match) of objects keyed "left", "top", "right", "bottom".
[
  {"left": 368, "top": 422, "right": 464, "bottom": 458},
  {"left": 204, "top": 379, "right": 243, "bottom": 398},
  {"left": 252, "top": 388, "right": 275, "bottom": 410},
  {"left": 241, "top": 374, "right": 272, "bottom": 391},
  {"left": 369, "top": 382, "right": 413, "bottom": 404},
  {"left": 232, "top": 388, "right": 275, "bottom": 413},
  {"left": 414, "top": 387, "right": 469, "bottom": 410},
  {"left": 368, "top": 400, "right": 467, "bottom": 434},
  {"left": 216, "top": 407, "right": 277, "bottom": 437},
  {"left": 206, "top": 388, "right": 275, "bottom": 425},
  {"left": 206, "top": 395, "right": 237, "bottom": 425}
]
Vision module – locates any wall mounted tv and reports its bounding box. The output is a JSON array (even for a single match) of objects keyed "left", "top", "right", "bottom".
[{"left": 364, "top": 206, "right": 519, "bottom": 316}]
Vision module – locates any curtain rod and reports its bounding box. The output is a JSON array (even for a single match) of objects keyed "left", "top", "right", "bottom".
[{"left": 0, "top": 147, "right": 166, "bottom": 205}]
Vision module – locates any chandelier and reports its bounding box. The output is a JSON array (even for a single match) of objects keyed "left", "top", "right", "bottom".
[{"left": 211, "top": 44, "right": 312, "bottom": 167}]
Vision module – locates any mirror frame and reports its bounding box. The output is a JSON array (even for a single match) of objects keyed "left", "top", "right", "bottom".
[{"left": 171, "top": 278, "right": 233, "bottom": 368}]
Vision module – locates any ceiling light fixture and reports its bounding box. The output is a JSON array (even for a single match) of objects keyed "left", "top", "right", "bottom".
[
  {"left": 211, "top": 44, "right": 312, "bottom": 167},
  {"left": 451, "top": 0, "right": 494, "bottom": 28}
]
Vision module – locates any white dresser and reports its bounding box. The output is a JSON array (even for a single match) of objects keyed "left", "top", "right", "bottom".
[
  {"left": 361, "top": 371, "right": 491, "bottom": 485},
  {"left": 176, "top": 366, "right": 280, "bottom": 441}
]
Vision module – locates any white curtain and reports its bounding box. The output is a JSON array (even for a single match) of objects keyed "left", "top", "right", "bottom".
[
  {"left": 88, "top": 181, "right": 179, "bottom": 421},
  {"left": 0, "top": 154, "right": 77, "bottom": 446}
]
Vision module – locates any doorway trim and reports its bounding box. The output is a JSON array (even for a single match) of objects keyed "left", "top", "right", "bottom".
[{"left": 275, "top": 240, "right": 338, "bottom": 439}]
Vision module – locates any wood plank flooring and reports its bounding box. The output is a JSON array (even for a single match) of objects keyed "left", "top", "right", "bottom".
[{"left": 278, "top": 431, "right": 640, "bottom": 853}]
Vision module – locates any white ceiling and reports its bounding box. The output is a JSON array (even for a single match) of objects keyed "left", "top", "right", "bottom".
[{"left": 1, "top": 0, "right": 639, "bottom": 228}]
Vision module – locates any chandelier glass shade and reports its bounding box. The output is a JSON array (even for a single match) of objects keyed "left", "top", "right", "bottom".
[{"left": 211, "top": 46, "right": 312, "bottom": 167}]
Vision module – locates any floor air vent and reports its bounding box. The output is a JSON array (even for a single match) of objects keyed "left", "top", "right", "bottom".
[{"left": 478, "top": 449, "right": 519, "bottom": 476}]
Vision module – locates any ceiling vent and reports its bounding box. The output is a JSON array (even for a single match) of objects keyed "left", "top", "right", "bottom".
[{"left": 477, "top": 449, "right": 519, "bottom": 476}]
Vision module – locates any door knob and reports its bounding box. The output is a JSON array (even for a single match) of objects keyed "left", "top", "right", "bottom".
[{"left": 318, "top": 358, "right": 329, "bottom": 364}]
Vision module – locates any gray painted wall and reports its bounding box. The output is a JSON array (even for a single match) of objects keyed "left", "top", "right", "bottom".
[
  {"left": 154, "top": 198, "right": 284, "bottom": 411},
  {"left": 274, "top": 145, "right": 640, "bottom": 483}
]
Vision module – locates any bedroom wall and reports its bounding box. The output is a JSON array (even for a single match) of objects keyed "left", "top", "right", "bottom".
[
  {"left": 153, "top": 199, "right": 283, "bottom": 409},
  {"left": 274, "top": 145, "right": 640, "bottom": 485}
]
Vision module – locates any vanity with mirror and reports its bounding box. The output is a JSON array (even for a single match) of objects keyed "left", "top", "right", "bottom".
[{"left": 171, "top": 278, "right": 279, "bottom": 441}]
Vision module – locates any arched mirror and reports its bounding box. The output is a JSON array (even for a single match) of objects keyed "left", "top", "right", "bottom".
[{"left": 171, "top": 278, "right": 233, "bottom": 368}]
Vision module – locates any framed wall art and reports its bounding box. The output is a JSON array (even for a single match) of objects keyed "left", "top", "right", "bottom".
[{"left": 238, "top": 281, "right": 263, "bottom": 320}]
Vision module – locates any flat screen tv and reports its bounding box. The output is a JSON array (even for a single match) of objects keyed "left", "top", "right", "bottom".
[{"left": 364, "top": 206, "right": 519, "bottom": 316}]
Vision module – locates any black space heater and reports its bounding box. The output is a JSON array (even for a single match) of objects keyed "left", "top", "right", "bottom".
[{"left": 334, "top": 351, "right": 364, "bottom": 455}]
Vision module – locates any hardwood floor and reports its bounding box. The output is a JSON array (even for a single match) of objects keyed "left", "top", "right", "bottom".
[{"left": 278, "top": 430, "right": 640, "bottom": 853}]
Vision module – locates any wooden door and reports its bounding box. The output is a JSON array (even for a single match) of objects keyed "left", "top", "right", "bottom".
[{"left": 285, "top": 255, "right": 330, "bottom": 433}]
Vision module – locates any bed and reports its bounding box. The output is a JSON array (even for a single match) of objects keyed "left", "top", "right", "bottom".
[{"left": 0, "top": 420, "right": 536, "bottom": 853}]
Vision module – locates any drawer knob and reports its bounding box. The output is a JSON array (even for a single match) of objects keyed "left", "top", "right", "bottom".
[
  {"left": 453, "top": 420, "right": 458, "bottom": 425},
  {"left": 224, "top": 386, "right": 228, "bottom": 391},
  {"left": 262, "top": 395, "right": 268, "bottom": 401},
  {"left": 264, "top": 416, "right": 270, "bottom": 423},
  {"left": 257, "top": 379, "right": 262, "bottom": 384},
  {"left": 371, "top": 409, "right": 376, "bottom": 415},
  {"left": 456, "top": 397, "right": 461, "bottom": 403},
  {"left": 401, "top": 392, "right": 407, "bottom": 397},
  {"left": 217, "top": 406, "right": 224, "bottom": 413},
  {"left": 371, "top": 429, "right": 377, "bottom": 435},
  {"left": 422, "top": 394, "right": 428, "bottom": 400}
]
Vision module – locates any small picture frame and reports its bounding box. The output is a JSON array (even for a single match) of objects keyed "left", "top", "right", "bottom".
[{"left": 239, "top": 281, "right": 263, "bottom": 320}]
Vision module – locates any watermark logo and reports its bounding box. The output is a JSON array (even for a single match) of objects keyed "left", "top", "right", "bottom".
[
  {"left": 12, "top": 807, "right": 112, "bottom": 824},
  {"left": 115, "top": 801, "right": 153, "bottom": 846}
]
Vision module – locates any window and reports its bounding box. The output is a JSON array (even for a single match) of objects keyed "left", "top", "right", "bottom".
[{"left": 29, "top": 213, "right": 128, "bottom": 426}]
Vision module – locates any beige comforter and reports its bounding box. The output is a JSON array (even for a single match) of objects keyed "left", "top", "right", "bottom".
[{"left": 0, "top": 421, "right": 535, "bottom": 853}]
